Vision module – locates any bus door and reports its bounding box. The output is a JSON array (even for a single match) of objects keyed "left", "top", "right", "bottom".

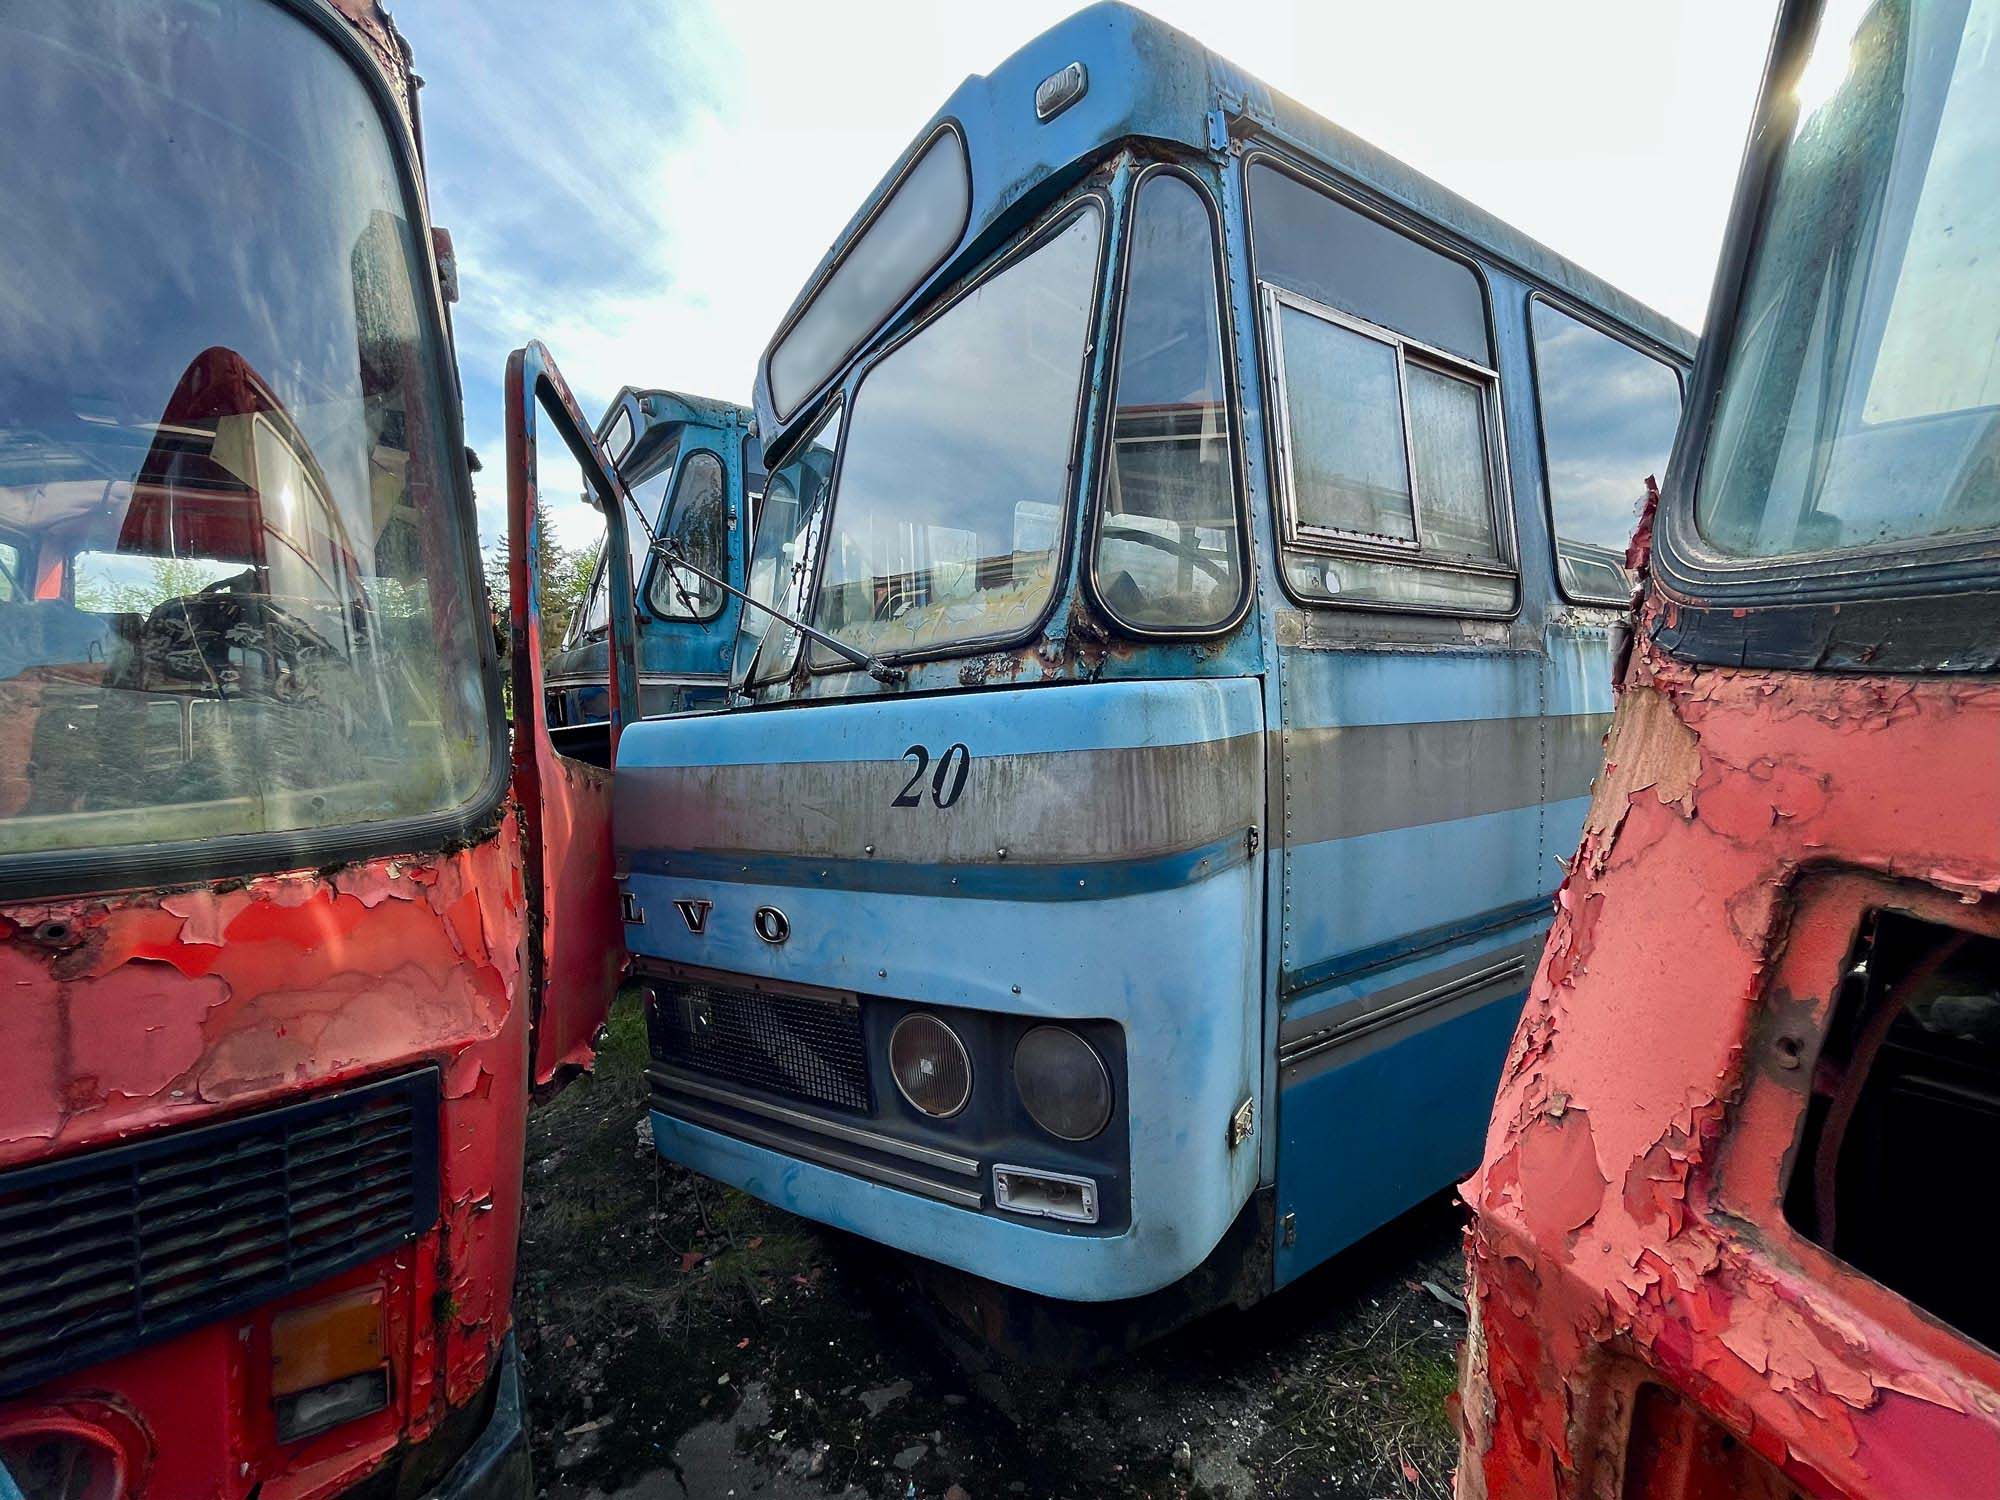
[
  {"left": 505, "top": 343, "right": 638, "bottom": 1086},
  {"left": 1247, "top": 161, "right": 1551, "bottom": 1285}
]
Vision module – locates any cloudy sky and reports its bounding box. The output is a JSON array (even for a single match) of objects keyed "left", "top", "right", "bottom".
[{"left": 394, "top": 0, "right": 1780, "bottom": 554}]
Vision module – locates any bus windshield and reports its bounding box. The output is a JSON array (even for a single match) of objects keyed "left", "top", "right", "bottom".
[
  {"left": 1696, "top": 0, "right": 2000, "bottom": 559},
  {"left": 801, "top": 204, "right": 1101, "bottom": 668},
  {"left": 0, "top": 0, "right": 491, "bottom": 858}
]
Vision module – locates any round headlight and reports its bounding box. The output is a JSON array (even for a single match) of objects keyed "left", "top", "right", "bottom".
[
  {"left": 1013, "top": 1026, "right": 1112, "bottom": 1141},
  {"left": 889, "top": 1013, "right": 973, "bottom": 1118}
]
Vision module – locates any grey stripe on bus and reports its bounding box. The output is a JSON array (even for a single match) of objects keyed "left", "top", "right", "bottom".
[{"left": 1281, "top": 712, "right": 1610, "bottom": 845}]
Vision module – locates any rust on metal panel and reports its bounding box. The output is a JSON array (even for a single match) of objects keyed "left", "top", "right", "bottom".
[
  {"left": 0, "top": 825, "right": 531, "bottom": 1490},
  {"left": 1458, "top": 477, "right": 2000, "bottom": 1497}
]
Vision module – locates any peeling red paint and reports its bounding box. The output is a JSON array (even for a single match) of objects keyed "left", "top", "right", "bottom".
[
  {"left": 1457, "top": 565, "right": 2000, "bottom": 1497},
  {"left": 0, "top": 824, "right": 536, "bottom": 1495}
]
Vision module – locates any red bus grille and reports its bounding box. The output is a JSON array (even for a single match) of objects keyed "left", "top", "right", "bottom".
[{"left": 0, "top": 1069, "right": 439, "bottom": 1399}]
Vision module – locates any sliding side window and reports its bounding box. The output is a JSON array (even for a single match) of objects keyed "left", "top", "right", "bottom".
[
  {"left": 1529, "top": 299, "right": 1682, "bottom": 603},
  {"left": 1251, "top": 163, "right": 1513, "bottom": 613},
  {"left": 1092, "top": 172, "right": 1245, "bottom": 633}
]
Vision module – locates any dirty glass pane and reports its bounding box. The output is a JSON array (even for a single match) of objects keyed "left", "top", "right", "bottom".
[
  {"left": 1407, "top": 364, "right": 1499, "bottom": 563},
  {"left": 648, "top": 452, "right": 727, "bottom": 621},
  {"left": 1282, "top": 550, "right": 1516, "bottom": 612},
  {"left": 1095, "top": 176, "right": 1243, "bottom": 631},
  {"left": 733, "top": 404, "right": 842, "bottom": 686},
  {"left": 769, "top": 130, "right": 971, "bottom": 420},
  {"left": 1697, "top": 0, "right": 2000, "bottom": 558},
  {"left": 1249, "top": 162, "right": 1490, "bottom": 365},
  {"left": 808, "top": 206, "right": 1100, "bottom": 664},
  {"left": 1278, "top": 308, "right": 1415, "bottom": 543},
  {"left": 573, "top": 435, "right": 681, "bottom": 646},
  {"left": 0, "top": 0, "right": 491, "bottom": 858},
  {"left": 1530, "top": 300, "right": 1682, "bottom": 601}
]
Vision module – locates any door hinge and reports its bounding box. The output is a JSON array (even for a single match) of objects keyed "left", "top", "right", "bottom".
[
  {"left": 1280, "top": 1211, "right": 1297, "bottom": 1248},
  {"left": 1246, "top": 824, "right": 1261, "bottom": 856},
  {"left": 1227, "top": 1096, "right": 1255, "bottom": 1149}
]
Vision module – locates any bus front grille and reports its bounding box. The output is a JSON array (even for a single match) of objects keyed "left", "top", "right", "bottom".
[
  {"left": 0, "top": 1069, "right": 439, "bottom": 1399},
  {"left": 646, "top": 978, "right": 871, "bottom": 1114}
]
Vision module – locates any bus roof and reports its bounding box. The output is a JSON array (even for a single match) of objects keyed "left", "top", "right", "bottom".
[{"left": 753, "top": 1, "right": 1696, "bottom": 454}]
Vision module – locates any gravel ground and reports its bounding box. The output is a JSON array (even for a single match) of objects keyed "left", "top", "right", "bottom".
[{"left": 519, "top": 997, "right": 1470, "bottom": 1500}]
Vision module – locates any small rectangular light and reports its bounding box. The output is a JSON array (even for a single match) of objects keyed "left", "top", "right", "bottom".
[
  {"left": 993, "top": 1164, "right": 1100, "bottom": 1224},
  {"left": 1034, "top": 61, "right": 1088, "bottom": 122},
  {"left": 276, "top": 1370, "right": 391, "bottom": 1443},
  {"left": 271, "top": 1288, "right": 390, "bottom": 1440}
]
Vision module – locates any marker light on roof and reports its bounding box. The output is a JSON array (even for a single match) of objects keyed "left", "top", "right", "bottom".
[{"left": 1035, "top": 61, "right": 1088, "bottom": 122}]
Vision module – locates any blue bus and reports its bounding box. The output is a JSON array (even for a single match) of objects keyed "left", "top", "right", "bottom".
[
  {"left": 616, "top": 3, "right": 1692, "bottom": 1332},
  {"left": 545, "top": 387, "right": 764, "bottom": 725}
]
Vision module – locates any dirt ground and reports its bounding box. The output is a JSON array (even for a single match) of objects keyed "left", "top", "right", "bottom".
[{"left": 519, "top": 997, "right": 1471, "bottom": 1500}]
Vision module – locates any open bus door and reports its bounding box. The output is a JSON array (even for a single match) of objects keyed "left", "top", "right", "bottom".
[{"left": 506, "top": 342, "right": 640, "bottom": 1088}]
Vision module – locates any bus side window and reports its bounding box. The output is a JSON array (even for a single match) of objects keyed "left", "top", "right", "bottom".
[
  {"left": 1249, "top": 162, "right": 1515, "bottom": 614},
  {"left": 1528, "top": 298, "right": 1683, "bottom": 604},
  {"left": 1092, "top": 172, "right": 1245, "bottom": 632}
]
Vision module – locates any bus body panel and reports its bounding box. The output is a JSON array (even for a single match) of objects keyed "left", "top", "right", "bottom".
[
  {"left": 545, "top": 392, "right": 758, "bottom": 727},
  {"left": 0, "top": 829, "right": 531, "bottom": 1495},
  {"left": 617, "top": 677, "right": 1265, "bottom": 1299},
  {"left": 1459, "top": 626, "right": 2000, "bottom": 1499}
]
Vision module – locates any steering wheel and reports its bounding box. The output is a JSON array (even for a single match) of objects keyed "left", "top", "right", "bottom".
[{"left": 1099, "top": 524, "right": 1233, "bottom": 584}]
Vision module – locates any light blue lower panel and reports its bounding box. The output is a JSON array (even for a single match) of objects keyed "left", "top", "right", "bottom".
[
  {"left": 1273, "top": 988, "right": 1525, "bottom": 1287},
  {"left": 656, "top": 1109, "right": 1217, "bottom": 1303}
]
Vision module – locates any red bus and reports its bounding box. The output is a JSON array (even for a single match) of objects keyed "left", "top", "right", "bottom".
[
  {"left": 1458, "top": 0, "right": 2000, "bottom": 1496},
  {"left": 0, "top": 3, "right": 635, "bottom": 1496}
]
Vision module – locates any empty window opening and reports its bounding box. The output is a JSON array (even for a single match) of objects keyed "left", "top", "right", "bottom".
[{"left": 1784, "top": 911, "right": 2000, "bottom": 1350}]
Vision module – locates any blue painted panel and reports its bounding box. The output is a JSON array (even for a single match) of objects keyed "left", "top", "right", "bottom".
[
  {"left": 1281, "top": 645, "right": 1543, "bottom": 730},
  {"left": 636, "top": 861, "right": 1263, "bottom": 1299},
  {"left": 617, "top": 674, "right": 1262, "bottom": 769},
  {"left": 1274, "top": 988, "right": 1523, "bottom": 1286},
  {"left": 1282, "top": 805, "right": 1544, "bottom": 983}
]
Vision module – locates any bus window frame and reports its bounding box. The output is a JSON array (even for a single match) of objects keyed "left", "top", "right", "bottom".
[
  {"left": 1083, "top": 160, "right": 1255, "bottom": 642},
  {"left": 0, "top": 0, "right": 506, "bottom": 903},
  {"left": 646, "top": 447, "right": 730, "bottom": 623},
  {"left": 796, "top": 190, "right": 1112, "bottom": 680},
  {"left": 1262, "top": 284, "right": 1519, "bottom": 609},
  {"left": 1524, "top": 289, "right": 1687, "bottom": 608},
  {"left": 1649, "top": 0, "right": 2000, "bottom": 672},
  {"left": 763, "top": 120, "right": 974, "bottom": 426},
  {"left": 1241, "top": 148, "right": 1521, "bottom": 621}
]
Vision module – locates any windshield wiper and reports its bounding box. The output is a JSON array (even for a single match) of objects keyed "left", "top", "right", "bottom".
[
  {"left": 652, "top": 540, "right": 907, "bottom": 686},
  {"left": 604, "top": 466, "right": 905, "bottom": 687}
]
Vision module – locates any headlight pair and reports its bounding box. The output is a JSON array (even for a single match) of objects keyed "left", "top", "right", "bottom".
[{"left": 887, "top": 1014, "right": 1112, "bottom": 1141}]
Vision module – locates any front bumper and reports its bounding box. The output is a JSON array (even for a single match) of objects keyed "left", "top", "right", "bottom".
[{"left": 420, "top": 1335, "right": 531, "bottom": 1500}]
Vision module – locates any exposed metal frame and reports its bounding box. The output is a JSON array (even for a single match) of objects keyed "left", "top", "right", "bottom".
[
  {"left": 1524, "top": 289, "right": 1689, "bottom": 608},
  {"left": 644, "top": 447, "right": 730, "bottom": 624},
  {"left": 1239, "top": 148, "right": 1522, "bottom": 621},
  {"left": 1082, "top": 158, "right": 1257, "bottom": 642},
  {"left": 0, "top": 0, "right": 508, "bottom": 902},
  {"left": 1650, "top": 0, "right": 2000, "bottom": 666},
  {"left": 764, "top": 120, "right": 974, "bottom": 427},
  {"left": 793, "top": 191, "right": 1114, "bottom": 681},
  {"left": 1260, "top": 283, "right": 1519, "bottom": 594}
]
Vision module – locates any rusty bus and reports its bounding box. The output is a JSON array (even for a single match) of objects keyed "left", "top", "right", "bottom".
[
  {"left": 0, "top": 4, "right": 634, "bottom": 1496},
  {"left": 1458, "top": 0, "right": 2000, "bottom": 1495}
]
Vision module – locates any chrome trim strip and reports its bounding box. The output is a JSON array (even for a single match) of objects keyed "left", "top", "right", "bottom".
[
  {"left": 1278, "top": 955, "right": 1527, "bottom": 1068},
  {"left": 653, "top": 1090, "right": 985, "bottom": 1211},
  {"left": 647, "top": 1067, "right": 981, "bottom": 1178}
]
